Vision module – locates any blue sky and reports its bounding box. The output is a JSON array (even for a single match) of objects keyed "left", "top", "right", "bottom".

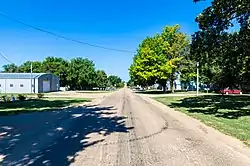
[{"left": 0, "top": 0, "right": 211, "bottom": 81}]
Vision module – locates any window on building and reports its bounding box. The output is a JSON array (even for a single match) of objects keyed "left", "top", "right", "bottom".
[
  {"left": 10, "top": 84, "right": 13, "bottom": 87},
  {"left": 20, "top": 84, "right": 24, "bottom": 87},
  {"left": 0, "top": 84, "right": 1, "bottom": 87}
]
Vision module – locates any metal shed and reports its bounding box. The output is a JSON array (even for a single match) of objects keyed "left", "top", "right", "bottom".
[{"left": 0, "top": 73, "right": 60, "bottom": 93}]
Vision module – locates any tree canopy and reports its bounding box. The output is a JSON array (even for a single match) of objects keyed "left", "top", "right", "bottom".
[
  {"left": 191, "top": 0, "right": 250, "bottom": 89},
  {"left": 108, "top": 75, "right": 124, "bottom": 88},
  {"left": 2, "top": 64, "right": 19, "bottom": 73},
  {"left": 129, "top": 25, "right": 191, "bottom": 92},
  {"left": 95, "top": 70, "right": 108, "bottom": 89}
]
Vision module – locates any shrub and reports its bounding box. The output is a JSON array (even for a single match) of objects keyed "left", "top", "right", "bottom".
[
  {"left": 1, "top": 95, "right": 11, "bottom": 102},
  {"left": 17, "top": 94, "right": 26, "bottom": 101},
  {"left": 1, "top": 95, "right": 7, "bottom": 102},
  {"left": 37, "top": 93, "right": 44, "bottom": 99},
  {"left": 5, "top": 96, "right": 11, "bottom": 102}
]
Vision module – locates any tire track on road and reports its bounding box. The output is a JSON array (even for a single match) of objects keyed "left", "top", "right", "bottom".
[{"left": 116, "top": 90, "right": 145, "bottom": 166}]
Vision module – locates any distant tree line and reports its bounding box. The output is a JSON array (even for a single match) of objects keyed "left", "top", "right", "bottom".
[{"left": 2, "top": 57, "right": 124, "bottom": 90}]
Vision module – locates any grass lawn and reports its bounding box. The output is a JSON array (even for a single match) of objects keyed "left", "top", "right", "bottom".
[
  {"left": 0, "top": 98, "right": 90, "bottom": 116},
  {"left": 155, "top": 95, "right": 250, "bottom": 146}
]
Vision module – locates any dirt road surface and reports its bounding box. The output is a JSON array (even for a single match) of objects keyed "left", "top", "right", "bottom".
[{"left": 1, "top": 88, "right": 250, "bottom": 166}]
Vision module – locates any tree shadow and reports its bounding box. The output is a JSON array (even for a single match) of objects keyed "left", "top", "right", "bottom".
[
  {"left": 168, "top": 95, "right": 250, "bottom": 119},
  {"left": 0, "top": 104, "right": 132, "bottom": 165},
  {"left": 0, "top": 99, "right": 90, "bottom": 116}
]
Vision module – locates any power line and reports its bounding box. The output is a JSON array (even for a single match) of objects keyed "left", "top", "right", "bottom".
[
  {"left": 0, "top": 52, "right": 14, "bottom": 64},
  {"left": 0, "top": 12, "right": 136, "bottom": 53}
]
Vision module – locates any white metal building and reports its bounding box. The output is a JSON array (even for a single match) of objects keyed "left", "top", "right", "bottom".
[{"left": 0, "top": 73, "right": 60, "bottom": 93}]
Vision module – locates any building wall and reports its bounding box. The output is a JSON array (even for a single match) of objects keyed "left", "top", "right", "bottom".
[
  {"left": 51, "top": 74, "right": 60, "bottom": 91},
  {"left": 38, "top": 74, "right": 60, "bottom": 93},
  {"left": 0, "top": 74, "right": 59, "bottom": 93},
  {"left": 34, "top": 79, "right": 39, "bottom": 93},
  {"left": 0, "top": 78, "right": 37, "bottom": 93}
]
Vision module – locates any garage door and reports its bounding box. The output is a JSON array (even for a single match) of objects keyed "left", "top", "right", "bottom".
[{"left": 43, "top": 81, "right": 50, "bottom": 92}]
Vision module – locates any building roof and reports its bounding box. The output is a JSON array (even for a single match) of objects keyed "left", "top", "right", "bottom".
[{"left": 0, "top": 73, "right": 47, "bottom": 79}]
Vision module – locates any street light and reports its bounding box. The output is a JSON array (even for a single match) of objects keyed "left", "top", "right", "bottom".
[
  {"left": 30, "top": 62, "right": 33, "bottom": 93},
  {"left": 197, "top": 62, "right": 199, "bottom": 96}
]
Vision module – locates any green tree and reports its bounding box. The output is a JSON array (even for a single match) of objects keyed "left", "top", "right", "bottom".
[
  {"left": 2, "top": 64, "right": 19, "bottom": 72},
  {"left": 118, "top": 81, "right": 125, "bottom": 88},
  {"left": 129, "top": 36, "right": 162, "bottom": 89},
  {"left": 158, "top": 25, "right": 190, "bottom": 92},
  {"left": 192, "top": 0, "right": 250, "bottom": 89},
  {"left": 42, "top": 57, "right": 69, "bottom": 87},
  {"left": 108, "top": 75, "right": 122, "bottom": 87},
  {"left": 130, "top": 25, "right": 190, "bottom": 92},
  {"left": 67, "top": 58, "right": 96, "bottom": 90},
  {"left": 127, "top": 79, "right": 135, "bottom": 87},
  {"left": 95, "top": 70, "right": 108, "bottom": 90},
  {"left": 19, "top": 61, "right": 42, "bottom": 73}
]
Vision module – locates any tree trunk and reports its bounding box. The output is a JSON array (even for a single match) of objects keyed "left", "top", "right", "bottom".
[
  {"left": 163, "top": 85, "right": 166, "bottom": 92},
  {"left": 158, "top": 79, "right": 167, "bottom": 92},
  {"left": 170, "top": 78, "right": 174, "bottom": 93}
]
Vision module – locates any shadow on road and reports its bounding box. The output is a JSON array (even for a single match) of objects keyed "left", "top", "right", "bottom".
[
  {"left": 168, "top": 95, "right": 250, "bottom": 119},
  {"left": 0, "top": 104, "right": 132, "bottom": 165}
]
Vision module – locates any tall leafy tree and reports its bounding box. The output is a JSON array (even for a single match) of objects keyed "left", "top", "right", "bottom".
[
  {"left": 129, "top": 37, "right": 159, "bottom": 88},
  {"left": 2, "top": 64, "right": 19, "bottom": 73},
  {"left": 108, "top": 75, "right": 122, "bottom": 87},
  {"left": 95, "top": 70, "right": 108, "bottom": 89},
  {"left": 19, "top": 61, "right": 42, "bottom": 73},
  {"left": 67, "top": 58, "right": 96, "bottom": 90},
  {"left": 192, "top": 0, "right": 250, "bottom": 89},
  {"left": 42, "top": 57, "right": 69, "bottom": 87},
  {"left": 127, "top": 79, "right": 135, "bottom": 87},
  {"left": 130, "top": 25, "right": 190, "bottom": 92},
  {"left": 158, "top": 25, "right": 190, "bottom": 92}
]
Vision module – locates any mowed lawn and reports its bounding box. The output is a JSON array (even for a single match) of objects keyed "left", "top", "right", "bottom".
[
  {"left": 0, "top": 98, "right": 90, "bottom": 116},
  {"left": 155, "top": 95, "right": 250, "bottom": 146}
]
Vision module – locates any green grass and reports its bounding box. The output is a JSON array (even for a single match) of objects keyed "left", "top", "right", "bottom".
[
  {"left": 155, "top": 95, "right": 250, "bottom": 146},
  {"left": 136, "top": 90, "right": 215, "bottom": 95},
  {"left": 0, "top": 98, "right": 90, "bottom": 116}
]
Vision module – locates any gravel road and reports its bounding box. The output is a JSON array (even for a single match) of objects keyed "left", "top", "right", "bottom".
[{"left": 1, "top": 88, "right": 250, "bottom": 166}]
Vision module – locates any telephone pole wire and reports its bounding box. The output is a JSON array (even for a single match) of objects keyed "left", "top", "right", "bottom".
[{"left": 0, "top": 12, "right": 136, "bottom": 53}]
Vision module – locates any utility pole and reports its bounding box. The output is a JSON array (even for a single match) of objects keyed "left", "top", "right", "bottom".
[
  {"left": 31, "top": 62, "right": 33, "bottom": 93},
  {"left": 0, "top": 52, "right": 14, "bottom": 94},
  {"left": 196, "top": 62, "right": 199, "bottom": 96}
]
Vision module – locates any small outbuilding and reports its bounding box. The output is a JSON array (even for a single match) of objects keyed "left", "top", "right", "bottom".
[{"left": 0, "top": 73, "right": 60, "bottom": 93}]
